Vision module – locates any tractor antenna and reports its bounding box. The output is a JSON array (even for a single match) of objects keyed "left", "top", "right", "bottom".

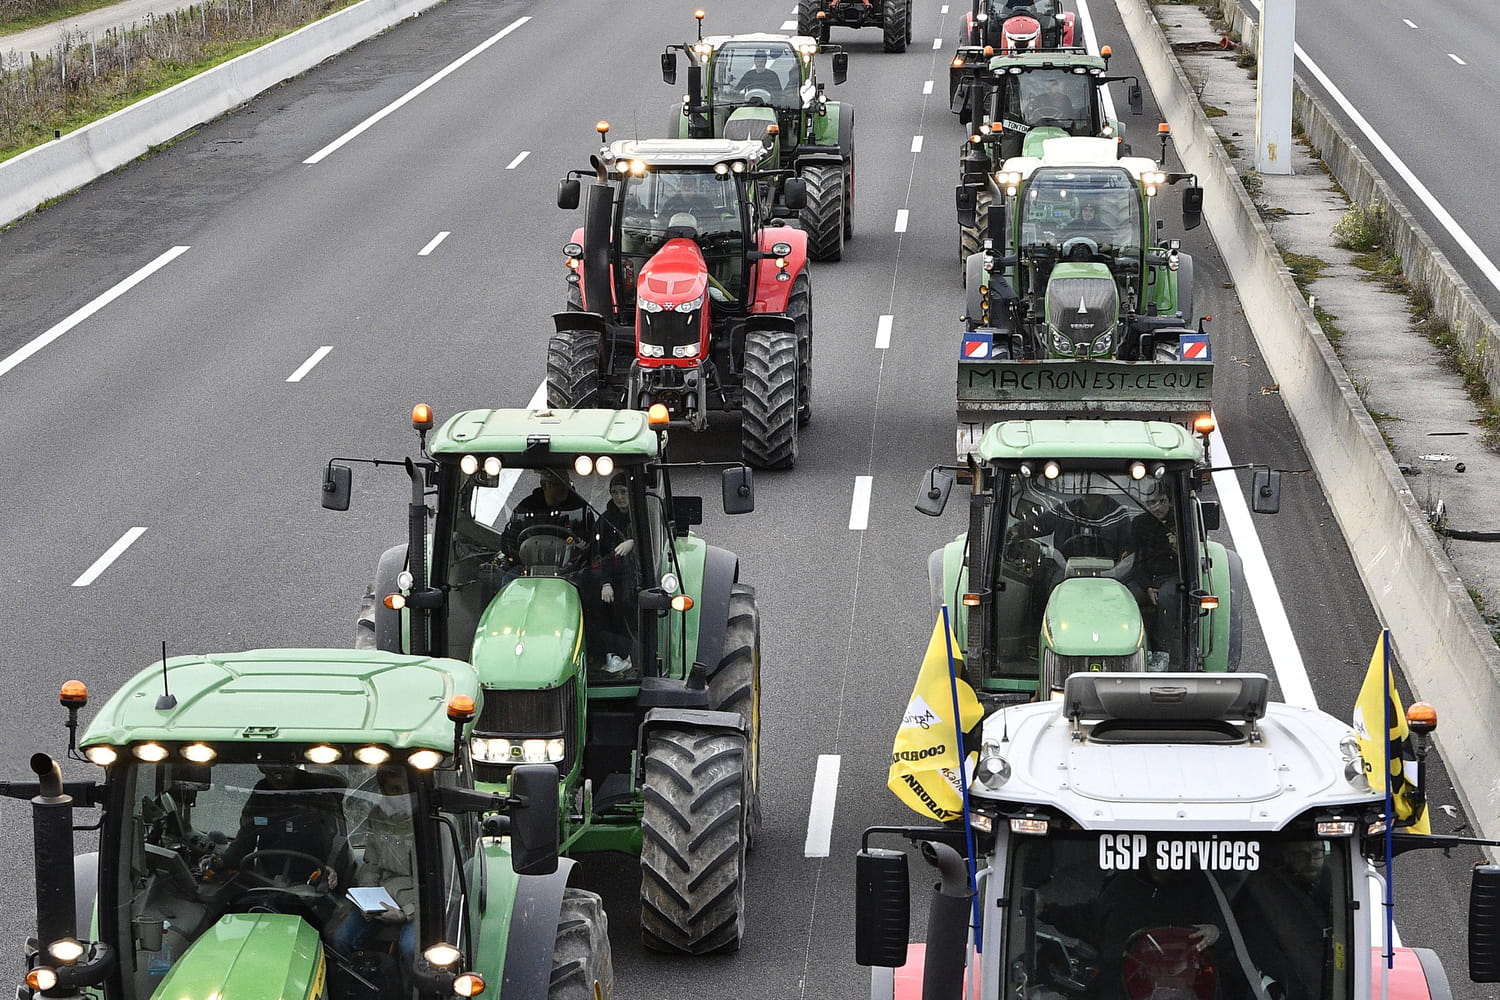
[{"left": 155, "top": 640, "right": 177, "bottom": 711}]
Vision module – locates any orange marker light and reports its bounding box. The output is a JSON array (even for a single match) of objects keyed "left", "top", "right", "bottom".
[
  {"left": 816, "top": 9, "right": 826, "bottom": 17},
  {"left": 963, "top": 593, "right": 982, "bottom": 607},
  {"left": 384, "top": 593, "right": 407, "bottom": 611},
  {"left": 412, "top": 403, "right": 434, "bottom": 429},
  {"left": 596, "top": 120, "right": 611, "bottom": 135},
  {"left": 447, "top": 695, "right": 476, "bottom": 722},
  {"left": 1199, "top": 594, "right": 1220, "bottom": 611},
  {"left": 1407, "top": 701, "right": 1438, "bottom": 733},
  {"left": 983, "top": 45, "right": 994, "bottom": 56},
  {"left": 671, "top": 594, "right": 695, "bottom": 613},
  {"left": 1193, "top": 414, "right": 1216, "bottom": 435},
  {"left": 1157, "top": 122, "right": 1171, "bottom": 135},
  {"left": 952, "top": 56, "right": 964, "bottom": 67},
  {"left": 1101, "top": 45, "right": 1112, "bottom": 57},
  {"left": 453, "top": 973, "right": 486, "bottom": 998},
  {"left": 767, "top": 124, "right": 780, "bottom": 135},
  {"left": 648, "top": 403, "right": 670, "bottom": 428},
  {"left": 59, "top": 680, "right": 88, "bottom": 707}
]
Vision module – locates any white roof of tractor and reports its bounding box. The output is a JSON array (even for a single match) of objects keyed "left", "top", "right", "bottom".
[
  {"left": 1001, "top": 135, "right": 1162, "bottom": 182},
  {"left": 972, "top": 673, "right": 1379, "bottom": 832},
  {"left": 609, "top": 137, "right": 770, "bottom": 169},
  {"left": 701, "top": 32, "right": 819, "bottom": 54}
]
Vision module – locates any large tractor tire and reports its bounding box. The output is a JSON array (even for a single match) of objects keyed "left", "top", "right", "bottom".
[
  {"left": 797, "top": 0, "right": 827, "bottom": 42},
  {"left": 546, "top": 328, "right": 601, "bottom": 408},
  {"left": 740, "top": 328, "right": 798, "bottom": 469},
  {"left": 906, "top": 0, "right": 914, "bottom": 43},
  {"left": 707, "top": 584, "right": 762, "bottom": 846},
  {"left": 786, "top": 273, "right": 813, "bottom": 427},
  {"left": 640, "top": 728, "right": 750, "bottom": 955},
  {"left": 799, "top": 164, "right": 845, "bottom": 262},
  {"left": 549, "top": 888, "right": 614, "bottom": 999},
  {"left": 1175, "top": 251, "right": 1195, "bottom": 324},
  {"left": 883, "top": 0, "right": 908, "bottom": 52},
  {"left": 959, "top": 188, "right": 993, "bottom": 270}
]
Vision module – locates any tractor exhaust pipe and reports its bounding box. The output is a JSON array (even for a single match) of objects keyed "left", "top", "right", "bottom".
[
  {"left": 30, "top": 754, "right": 78, "bottom": 959},
  {"left": 921, "top": 841, "right": 974, "bottom": 1000},
  {"left": 582, "top": 184, "right": 614, "bottom": 315}
]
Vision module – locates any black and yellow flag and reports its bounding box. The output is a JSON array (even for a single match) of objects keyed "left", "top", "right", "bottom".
[
  {"left": 887, "top": 617, "right": 984, "bottom": 822},
  {"left": 1352, "top": 631, "right": 1430, "bottom": 834}
]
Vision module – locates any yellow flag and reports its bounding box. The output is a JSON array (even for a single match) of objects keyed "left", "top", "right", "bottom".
[
  {"left": 1352, "top": 632, "right": 1430, "bottom": 834},
  {"left": 887, "top": 616, "right": 985, "bottom": 822}
]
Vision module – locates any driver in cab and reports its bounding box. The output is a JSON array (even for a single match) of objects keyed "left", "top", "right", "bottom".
[
  {"left": 736, "top": 51, "right": 782, "bottom": 95},
  {"left": 217, "top": 763, "right": 353, "bottom": 887},
  {"left": 500, "top": 468, "right": 594, "bottom": 565}
]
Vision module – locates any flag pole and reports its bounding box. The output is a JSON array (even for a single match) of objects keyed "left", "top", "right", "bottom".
[
  {"left": 1381, "top": 627, "right": 1395, "bottom": 999},
  {"left": 939, "top": 603, "right": 982, "bottom": 953}
]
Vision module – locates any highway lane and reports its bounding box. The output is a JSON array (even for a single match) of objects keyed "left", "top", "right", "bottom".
[{"left": 0, "top": 0, "right": 1486, "bottom": 996}]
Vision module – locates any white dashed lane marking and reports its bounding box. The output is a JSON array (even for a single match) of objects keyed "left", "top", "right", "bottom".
[
  {"left": 287, "top": 346, "right": 333, "bottom": 383},
  {"left": 1449, "top": 53, "right": 1466, "bottom": 65},
  {"left": 911, "top": 135, "right": 924, "bottom": 153},
  {"left": 73, "top": 528, "right": 147, "bottom": 587},
  {"left": 804, "top": 754, "right": 842, "bottom": 858},
  {"left": 505, "top": 151, "right": 530, "bottom": 169},
  {"left": 922, "top": 79, "right": 934, "bottom": 95},
  {"left": 876, "top": 314, "right": 893, "bottom": 349},
  {"left": 849, "top": 477, "right": 873, "bottom": 530},
  {"left": 418, "top": 232, "right": 450, "bottom": 256},
  {"left": 894, "top": 209, "right": 909, "bottom": 233}
]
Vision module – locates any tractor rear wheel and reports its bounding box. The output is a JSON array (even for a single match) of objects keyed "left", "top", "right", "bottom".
[
  {"left": 740, "top": 328, "right": 798, "bottom": 469},
  {"left": 549, "top": 887, "right": 614, "bottom": 999},
  {"left": 786, "top": 273, "right": 813, "bottom": 427},
  {"left": 707, "top": 584, "right": 762, "bottom": 845},
  {"left": 959, "top": 188, "right": 994, "bottom": 279},
  {"left": 906, "top": 0, "right": 914, "bottom": 43},
  {"left": 883, "top": 0, "right": 908, "bottom": 52},
  {"left": 640, "top": 728, "right": 750, "bottom": 954},
  {"left": 799, "top": 164, "right": 845, "bottom": 262},
  {"left": 797, "top": 0, "right": 826, "bottom": 41},
  {"left": 546, "top": 328, "right": 602, "bottom": 408}
]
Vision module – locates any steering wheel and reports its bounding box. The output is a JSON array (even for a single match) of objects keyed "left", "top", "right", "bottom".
[
  {"left": 1026, "top": 102, "right": 1070, "bottom": 121},
  {"left": 741, "top": 87, "right": 773, "bottom": 106},
  {"left": 1057, "top": 532, "right": 1121, "bottom": 561},
  {"left": 1060, "top": 236, "right": 1101, "bottom": 259},
  {"left": 516, "top": 524, "right": 583, "bottom": 570},
  {"left": 237, "top": 849, "right": 333, "bottom": 887}
]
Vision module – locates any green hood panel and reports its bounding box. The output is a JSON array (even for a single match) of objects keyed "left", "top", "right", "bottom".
[
  {"left": 81, "top": 650, "right": 479, "bottom": 751},
  {"left": 1021, "top": 126, "right": 1070, "bottom": 157},
  {"left": 472, "top": 578, "right": 583, "bottom": 689},
  {"left": 1042, "top": 578, "right": 1143, "bottom": 656},
  {"left": 152, "top": 914, "right": 323, "bottom": 1000}
]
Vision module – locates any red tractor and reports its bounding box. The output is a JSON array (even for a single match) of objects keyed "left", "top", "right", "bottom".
[{"left": 550, "top": 125, "right": 812, "bottom": 469}]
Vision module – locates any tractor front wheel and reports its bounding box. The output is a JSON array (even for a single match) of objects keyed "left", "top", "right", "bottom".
[
  {"left": 549, "top": 887, "right": 614, "bottom": 999},
  {"left": 786, "top": 272, "right": 813, "bottom": 427},
  {"left": 640, "top": 728, "right": 750, "bottom": 955},
  {"left": 546, "top": 328, "right": 602, "bottom": 408},
  {"left": 740, "top": 328, "right": 799, "bottom": 469},
  {"left": 707, "top": 584, "right": 762, "bottom": 845},
  {"left": 959, "top": 187, "right": 994, "bottom": 281},
  {"left": 883, "top": 0, "right": 908, "bottom": 52},
  {"left": 799, "top": 164, "right": 845, "bottom": 262}
]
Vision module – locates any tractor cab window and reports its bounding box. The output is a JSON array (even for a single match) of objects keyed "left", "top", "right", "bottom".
[
  {"left": 1003, "top": 832, "right": 1350, "bottom": 1000},
  {"left": 619, "top": 169, "right": 746, "bottom": 306},
  {"left": 712, "top": 42, "right": 801, "bottom": 112},
  {"left": 442, "top": 462, "right": 651, "bottom": 677},
  {"left": 1008, "top": 70, "right": 1093, "bottom": 130},
  {"left": 994, "top": 469, "right": 1182, "bottom": 680},
  {"left": 1020, "top": 167, "right": 1141, "bottom": 256},
  {"left": 110, "top": 760, "right": 427, "bottom": 1000}
]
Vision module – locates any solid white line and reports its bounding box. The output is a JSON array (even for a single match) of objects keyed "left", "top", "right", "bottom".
[
  {"left": 1075, "top": 0, "right": 1116, "bottom": 122},
  {"left": 849, "top": 476, "right": 873, "bottom": 530},
  {"left": 73, "top": 527, "right": 147, "bottom": 587},
  {"left": 1402, "top": 18, "right": 1418, "bottom": 28},
  {"left": 504, "top": 150, "right": 530, "bottom": 170},
  {"left": 472, "top": 380, "right": 550, "bottom": 525},
  {"left": 804, "top": 754, "right": 842, "bottom": 858},
  {"left": 0, "top": 246, "right": 189, "bottom": 381},
  {"left": 911, "top": 135, "right": 924, "bottom": 153},
  {"left": 780, "top": 19, "right": 796, "bottom": 30},
  {"left": 875, "top": 314, "right": 894, "bottom": 349},
  {"left": 286, "top": 346, "right": 333, "bottom": 383},
  {"left": 1448, "top": 53, "right": 1466, "bottom": 66},
  {"left": 1245, "top": 0, "right": 1500, "bottom": 300},
  {"left": 894, "top": 209, "right": 909, "bottom": 233},
  {"left": 922, "top": 79, "right": 934, "bottom": 95},
  {"left": 304, "top": 16, "right": 530, "bottom": 163},
  {"left": 1208, "top": 425, "right": 1315, "bottom": 708},
  {"left": 932, "top": 37, "right": 943, "bottom": 49},
  {"left": 418, "top": 231, "right": 450, "bottom": 256},
  {"left": 940, "top": 3, "right": 949, "bottom": 12}
]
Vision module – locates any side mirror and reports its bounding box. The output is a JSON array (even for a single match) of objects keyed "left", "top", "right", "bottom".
[
  {"left": 1182, "top": 185, "right": 1204, "bottom": 231},
  {"left": 1470, "top": 865, "right": 1500, "bottom": 982},
  {"left": 321, "top": 465, "right": 351, "bottom": 511},
  {"left": 1199, "top": 499, "right": 1221, "bottom": 532},
  {"left": 855, "top": 848, "right": 910, "bottom": 968},
  {"left": 1128, "top": 82, "right": 1143, "bottom": 115},
  {"left": 722, "top": 466, "right": 755, "bottom": 514},
  {"left": 661, "top": 51, "right": 677, "bottom": 86},
  {"left": 783, "top": 176, "right": 808, "bottom": 211},
  {"left": 916, "top": 469, "right": 954, "bottom": 517},
  {"left": 557, "top": 178, "right": 581, "bottom": 211},
  {"left": 1251, "top": 468, "right": 1281, "bottom": 514},
  {"left": 832, "top": 52, "right": 849, "bottom": 85},
  {"left": 671, "top": 495, "right": 704, "bottom": 534},
  {"left": 508, "top": 764, "right": 560, "bottom": 877}
]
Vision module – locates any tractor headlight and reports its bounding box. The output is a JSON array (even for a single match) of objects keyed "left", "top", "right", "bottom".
[
  {"left": 674, "top": 294, "right": 705, "bottom": 312},
  {"left": 1091, "top": 329, "right": 1113, "bottom": 356},
  {"left": 640, "top": 343, "right": 666, "bottom": 358},
  {"left": 1050, "top": 330, "right": 1075, "bottom": 356},
  {"left": 472, "top": 737, "right": 564, "bottom": 764},
  {"left": 673, "top": 343, "right": 700, "bottom": 358},
  {"left": 639, "top": 298, "right": 665, "bottom": 314}
]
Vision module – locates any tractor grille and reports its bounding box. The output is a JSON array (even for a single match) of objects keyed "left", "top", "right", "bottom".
[
  {"left": 1043, "top": 647, "right": 1145, "bottom": 694},
  {"left": 640, "top": 309, "right": 701, "bottom": 353},
  {"left": 1046, "top": 276, "right": 1118, "bottom": 356},
  {"left": 474, "top": 678, "right": 577, "bottom": 779}
]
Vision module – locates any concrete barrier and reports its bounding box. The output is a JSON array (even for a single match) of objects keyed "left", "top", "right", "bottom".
[
  {"left": 0, "top": 0, "right": 445, "bottom": 227},
  {"left": 1115, "top": 0, "right": 1500, "bottom": 840}
]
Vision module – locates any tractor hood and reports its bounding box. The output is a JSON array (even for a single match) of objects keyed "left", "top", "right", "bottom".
[
  {"left": 637, "top": 239, "right": 709, "bottom": 359},
  {"left": 1045, "top": 261, "right": 1119, "bottom": 357},
  {"left": 1041, "top": 577, "right": 1144, "bottom": 659},
  {"left": 1020, "top": 125, "right": 1070, "bottom": 157},
  {"left": 471, "top": 577, "right": 584, "bottom": 689},
  {"left": 723, "top": 106, "right": 780, "bottom": 163},
  {"left": 151, "top": 914, "right": 323, "bottom": 1000}
]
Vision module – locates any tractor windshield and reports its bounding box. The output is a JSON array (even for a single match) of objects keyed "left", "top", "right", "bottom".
[
  {"left": 711, "top": 42, "right": 803, "bottom": 113},
  {"left": 1002, "top": 830, "right": 1352, "bottom": 1000},
  {"left": 619, "top": 168, "right": 747, "bottom": 304},
  {"left": 992, "top": 469, "right": 1184, "bottom": 681},
  {"left": 439, "top": 460, "right": 666, "bottom": 678},
  {"left": 1019, "top": 166, "right": 1141, "bottom": 256},
  {"left": 105, "top": 759, "right": 447, "bottom": 1000},
  {"left": 1007, "top": 69, "right": 1096, "bottom": 131}
]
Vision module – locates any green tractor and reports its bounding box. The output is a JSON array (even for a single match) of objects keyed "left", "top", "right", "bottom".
[
  {"left": 951, "top": 45, "right": 1139, "bottom": 148},
  {"left": 3, "top": 649, "right": 612, "bottom": 1000},
  {"left": 958, "top": 134, "right": 1205, "bottom": 363},
  {"left": 323, "top": 405, "right": 761, "bottom": 954},
  {"left": 662, "top": 20, "right": 854, "bottom": 261},
  {"left": 917, "top": 417, "right": 1281, "bottom": 700}
]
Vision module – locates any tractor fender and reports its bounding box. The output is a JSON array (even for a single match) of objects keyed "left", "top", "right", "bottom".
[
  {"left": 793, "top": 146, "right": 843, "bottom": 169},
  {"left": 370, "top": 543, "right": 409, "bottom": 653},
  {"left": 667, "top": 101, "right": 688, "bottom": 139},
  {"left": 931, "top": 537, "right": 970, "bottom": 634},
  {"left": 74, "top": 852, "right": 98, "bottom": 937},
  {"left": 490, "top": 856, "right": 579, "bottom": 1000},
  {"left": 1175, "top": 251, "right": 1195, "bottom": 323},
  {"left": 964, "top": 255, "right": 989, "bottom": 322},
  {"left": 752, "top": 227, "right": 809, "bottom": 313},
  {"left": 641, "top": 707, "right": 747, "bottom": 738},
  {"left": 805, "top": 99, "right": 848, "bottom": 151},
  {"left": 668, "top": 535, "right": 710, "bottom": 674},
  {"left": 1201, "top": 539, "right": 1237, "bottom": 671},
  {"left": 1378, "top": 947, "right": 1452, "bottom": 1000},
  {"left": 1226, "top": 546, "right": 1244, "bottom": 671},
  {"left": 686, "top": 544, "right": 740, "bottom": 673},
  {"left": 581, "top": 184, "right": 614, "bottom": 316}
]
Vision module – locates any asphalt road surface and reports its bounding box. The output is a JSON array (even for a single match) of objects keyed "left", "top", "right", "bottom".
[{"left": 0, "top": 0, "right": 1486, "bottom": 997}]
